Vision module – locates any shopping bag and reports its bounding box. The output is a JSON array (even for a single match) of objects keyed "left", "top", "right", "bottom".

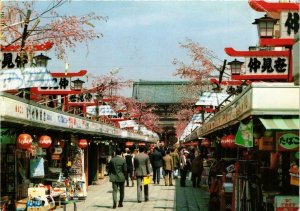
[
  {"left": 143, "top": 176, "right": 151, "bottom": 185},
  {"left": 173, "top": 169, "right": 178, "bottom": 177},
  {"left": 188, "top": 172, "right": 192, "bottom": 180},
  {"left": 30, "top": 158, "right": 45, "bottom": 178}
]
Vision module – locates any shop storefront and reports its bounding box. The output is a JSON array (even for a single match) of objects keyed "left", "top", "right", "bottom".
[
  {"left": 184, "top": 82, "right": 299, "bottom": 211},
  {"left": 0, "top": 92, "right": 158, "bottom": 210}
]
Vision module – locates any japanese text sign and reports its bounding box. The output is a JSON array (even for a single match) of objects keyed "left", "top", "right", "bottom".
[
  {"left": 243, "top": 56, "right": 289, "bottom": 76},
  {"left": 280, "top": 11, "right": 300, "bottom": 38},
  {"left": 276, "top": 131, "right": 299, "bottom": 151}
]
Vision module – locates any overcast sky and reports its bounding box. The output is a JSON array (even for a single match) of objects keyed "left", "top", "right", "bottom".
[{"left": 43, "top": 1, "right": 263, "bottom": 95}]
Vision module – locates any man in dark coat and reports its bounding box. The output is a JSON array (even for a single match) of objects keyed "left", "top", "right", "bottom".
[
  {"left": 150, "top": 147, "right": 163, "bottom": 184},
  {"left": 134, "top": 146, "right": 151, "bottom": 202},
  {"left": 191, "top": 151, "right": 204, "bottom": 188},
  {"left": 124, "top": 148, "right": 134, "bottom": 187},
  {"left": 109, "top": 148, "right": 127, "bottom": 208}
]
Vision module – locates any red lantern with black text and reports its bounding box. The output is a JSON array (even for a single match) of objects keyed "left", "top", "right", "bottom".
[
  {"left": 202, "top": 139, "right": 210, "bottom": 148},
  {"left": 17, "top": 134, "right": 32, "bottom": 150},
  {"left": 220, "top": 136, "right": 227, "bottom": 148},
  {"left": 79, "top": 139, "right": 88, "bottom": 149},
  {"left": 38, "top": 135, "right": 52, "bottom": 148},
  {"left": 226, "top": 134, "right": 237, "bottom": 148}
]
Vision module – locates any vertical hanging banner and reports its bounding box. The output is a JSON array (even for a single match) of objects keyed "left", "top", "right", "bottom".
[{"left": 235, "top": 120, "right": 254, "bottom": 147}]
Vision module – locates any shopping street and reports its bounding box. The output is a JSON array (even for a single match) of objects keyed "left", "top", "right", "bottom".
[{"left": 55, "top": 177, "right": 210, "bottom": 211}]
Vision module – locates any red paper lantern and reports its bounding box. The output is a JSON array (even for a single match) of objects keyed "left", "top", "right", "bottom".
[
  {"left": 38, "top": 135, "right": 52, "bottom": 148},
  {"left": 226, "top": 134, "right": 237, "bottom": 148},
  {"left": 17, "top": 134, "right": 32, "bottom": 150},
  {"left": 79, "top": 139, "right": 88, "bottom": 149},
  {"left": 202, "top": 139, "right": 210, "bottom": 148},
  {"left": 220, "top": 135, "right": 227, "bottom": 148},
  {"left": 125, "top": 141, "right": 134, "bottom": 147}
]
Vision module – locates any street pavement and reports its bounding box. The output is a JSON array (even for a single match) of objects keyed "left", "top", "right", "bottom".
[{"left": 56, "top": 176, "right": 210, "bottom": 211}]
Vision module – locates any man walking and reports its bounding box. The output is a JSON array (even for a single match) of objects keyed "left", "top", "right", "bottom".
[
  {"left": 134, "top": 146, "right": 151, "bottom": 203},
  {"left": 109, "top": 148, "right": 127, "bottom": 208},
  {"left": 150, "top": 147, "right": 163, "bottom": 184},
  {"left": 170, "top": 147, "right": 180, "bottom": 179},
  {"left": 179, "top": 149, "right": 191, "bottom": 187},
  {"left": 163, "top": 149, "right": 174, "bottom": 186},
  {"left": 124, "top": 148, "right": 134, "bottom": 187},
  {"left": 191, "top": 151, "right": 203, "bottom": 188}
]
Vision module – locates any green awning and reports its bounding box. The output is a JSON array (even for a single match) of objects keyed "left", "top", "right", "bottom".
[{"left": 259, "top": 117, "right": 299, "bottom": 130}]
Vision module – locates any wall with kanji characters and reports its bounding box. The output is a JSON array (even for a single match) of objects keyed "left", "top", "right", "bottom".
[{"left": 293, "top": 34, "right": 299, "bottom": 85}]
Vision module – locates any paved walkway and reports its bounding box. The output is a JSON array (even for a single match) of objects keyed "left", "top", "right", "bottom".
[{"left": 56, "top": 177, "right": 210, "bottom": 211}]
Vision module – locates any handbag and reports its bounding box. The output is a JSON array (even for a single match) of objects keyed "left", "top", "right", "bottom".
[{"left": 143, "top": 176, "right": 151, "bottom": 185}]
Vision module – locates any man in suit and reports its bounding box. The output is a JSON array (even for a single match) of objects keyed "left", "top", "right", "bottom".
[
  {"left": 124, "top": 148, "right": 134, "bottom": 187},
  {"left": 134, "top": 146, "right": 151, "bottom": 203},
  {"left": 150, "top": 147, "right": 163, "bottom": 184},
  {"left": 191, "top": 150, "right": 203, "bottom": 188},
  {"left": 109, "top": 148, "right": 127, "bottom": 208},
  {"left": 163, "top": 149, "right": 174, "bottom": 186}
]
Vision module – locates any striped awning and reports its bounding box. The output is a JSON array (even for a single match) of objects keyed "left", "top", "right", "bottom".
[{"left": 259, "top": 117, "right": 299, "bottom": 130}]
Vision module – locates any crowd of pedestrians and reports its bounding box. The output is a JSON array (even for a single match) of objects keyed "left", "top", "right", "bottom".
[{"left": 107, "top": 143, "right": 204, "bottom": 209}]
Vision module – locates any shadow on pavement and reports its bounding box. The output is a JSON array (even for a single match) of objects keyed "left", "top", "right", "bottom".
[
  {"left": 93, "top": 205, "right": 112, "bottom": 208},
  {"left": 153, "top": 206, "right": 174, "bottom": 209}
]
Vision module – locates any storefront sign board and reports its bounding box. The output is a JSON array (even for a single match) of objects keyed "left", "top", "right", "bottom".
[
  {"left": 276, "top": 131, "right": 299, "bottom": 151},
  {"left": 280, "top": 11, "right": 300, "bottom": 39},
  {"left": 0, "top": 67, "right": 55, "bottom": 91},
  {"left": 0, "top": 94, "right": 157, "bottom": 142},
  {"left": 242, "top": 56, "right": 289, "bottom": 77},
  {"left": 274, "top": 195, "right": 299, "bottom": 211}
]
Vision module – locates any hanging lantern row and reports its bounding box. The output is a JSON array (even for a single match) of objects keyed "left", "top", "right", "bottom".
[
  {"left": 38, "top": 135, "right": 52, "bottom": 148},
  {"left": 220, "top": 135, "right": 237, "bottom": 148},
  {"left": 201, "top": 139, "right": 210, "bottom": 148},
  {"left": 17, "top": 134, "right": 33, "bottom": 150},
  {"left": 17, "top": 134, "right": 88, "bottom": 150},
  {"left": 79, "top": 139, "right": 88, "bottom": 149}
]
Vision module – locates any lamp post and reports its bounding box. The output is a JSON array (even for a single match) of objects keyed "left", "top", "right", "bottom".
[
  {"left": 228, "top": 59, "right": 244, "bottom": 75},
  {"left": 71, "top": 78, "right": 85, "bottom": 91},
  {"left": 33, "top": 53, "right": 51, "bottom": 67},
  {"left": 252, "top": 15, "right": 278, "bottom": 38}
]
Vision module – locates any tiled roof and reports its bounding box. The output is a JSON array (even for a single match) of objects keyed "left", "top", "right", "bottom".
[{"left": 132, "top": 81, "right": 195, "bottom": 104}]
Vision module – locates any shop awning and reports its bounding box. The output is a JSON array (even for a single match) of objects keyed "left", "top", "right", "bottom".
[{"left": 259, "top": 117, "right": 299, "bottom": 130}]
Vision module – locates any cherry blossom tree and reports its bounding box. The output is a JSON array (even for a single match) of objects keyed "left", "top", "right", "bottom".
[
  {"left": 172, "top": 38, "right": 224, "bottom": 138},
  {"left": 1, "top": 1, "right": 107, "bottom": 60},
  {"left": 89, "top": 69, "right": 132, "bottom": 100},
  {"left": 116, "top": 96, "right": 162, "bottom": 134}
]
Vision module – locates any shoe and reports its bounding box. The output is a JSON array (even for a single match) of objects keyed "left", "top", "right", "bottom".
[
  {"left": 138, "top": 201, "right": 142, "bottom": 203},
  {"left": 126, "top": 185, "right": 129, "bottom": 187},
  {"left": 170, "top": 184, "right": 173, "bottom": 186},
  {"left": 145, "top": 199, "right": 149, "bottom": 202},
  {"left": 118, "top": 202, "right": 123, "bottom": 207},
  {"left": 113, "top": 203, "right": 117, "bottom": 209}
]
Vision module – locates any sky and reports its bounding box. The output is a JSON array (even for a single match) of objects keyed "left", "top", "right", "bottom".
[{"left": 42, "top": 1, "right": 263, "bottom": 96}]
